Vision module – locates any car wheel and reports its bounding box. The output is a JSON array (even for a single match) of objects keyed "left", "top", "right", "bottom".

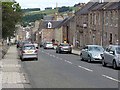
[
  {"left": 21, "top": 57, "right": 24, "bottom": 61},
  {"left": 102, "top": 59, "right": 107, "bottom": 67},
  {"left": 80, "top": 53, "right": 84, "bottom": 61},
  {"left": 58, "top": 50, "right": 61, "bottom": 54},
  {"left": 69, "top": 51, "right": 72, "bottom": 54},
  {"left": 113, "top": 60, "right": 117, "bottom": 69},
  {"left": 34, "top": 58, "right": 38, "bottom": 61},
  {"left": 88, "top": 56, "right": 91, "bottom": 63},
  {"left": 56, "top": 50, "right": 58, "bottom": 53}
]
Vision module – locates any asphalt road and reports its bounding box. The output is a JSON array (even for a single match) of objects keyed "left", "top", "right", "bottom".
[{"left": 22, "top": 48, "right": 120, "bottom": 88}]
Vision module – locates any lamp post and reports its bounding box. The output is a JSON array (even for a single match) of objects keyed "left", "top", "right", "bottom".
[
  {"left": 101, "top": 8, "right": 105, "bottom": 46},
  {"left": 83, "top": 23, "right": 87, "bottom": 46}
]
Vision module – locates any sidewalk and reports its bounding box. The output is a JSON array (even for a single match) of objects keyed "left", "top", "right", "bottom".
[
  {"left": 72, "top": 48, "right": 81, "bottom": 55},
  {"left": 1, "top": 45, "right": 31, "bottom": 88}
]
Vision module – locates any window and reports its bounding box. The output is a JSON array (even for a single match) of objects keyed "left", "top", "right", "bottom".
[
  {"left": 48, "top": 22, "right": 52, "bottom": 28},
  {"left": 109, "top": 33, "right": 112, "bottom": 44}
]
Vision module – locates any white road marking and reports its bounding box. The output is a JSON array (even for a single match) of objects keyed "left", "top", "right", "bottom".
[
  {"left": 50, "top": 54, "right": 52, "bottom": 56},
  {"left": 56, "top": 57, "right": 59, "bottom": 59},
  {"left": 65, "top": 60, "right": 67, "bottom": 62},
  {"left": 78, "top": 65, "right": 93, "bottom": 72},
  {"left": 66, "top": 61, "right": 73, "bottom": 64},
  {"left": 102, "top": 75, "right": 120, "bottom": 83},
  {"left": 52, "top": 55, "right": 55, "bottom": 57}
]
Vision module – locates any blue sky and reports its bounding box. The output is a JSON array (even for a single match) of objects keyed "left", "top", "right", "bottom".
[{"left": 15, "top": 0, "right": 90, "bottom": 10}]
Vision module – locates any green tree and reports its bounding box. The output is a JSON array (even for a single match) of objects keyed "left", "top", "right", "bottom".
[{"left": 2, "top": 2, "right": 22, "bottom": 39}]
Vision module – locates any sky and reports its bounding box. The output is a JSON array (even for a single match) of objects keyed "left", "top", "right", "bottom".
[{"left": 15, "top": 0, "right": 90, "bottom": 10}]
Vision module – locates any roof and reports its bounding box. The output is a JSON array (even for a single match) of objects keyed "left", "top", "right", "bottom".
[
  {"left": 86, "top": 45, "right": 103, "bottom": 47},
  {"left": 56, "top": 16, "right": 75, "bottom": 28},
  {"left": 41, "top": 20, "right": 62, "bottom": 29},
  {"left": 23, "top": 44, "right": 34, "bottom": 46},
  {"left": 75, "top": 2, "right": 98, "bottom": 15},
  {"left": 91, "top": 2, "right": 108, "bottom": 11},
  {"left": 106, "top": 2, "right": 120, "bottom": 10}
]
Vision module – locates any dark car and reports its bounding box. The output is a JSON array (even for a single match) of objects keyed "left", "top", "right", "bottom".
[{"left": 56, "top": 43, "right": 72, "bottom": 54}]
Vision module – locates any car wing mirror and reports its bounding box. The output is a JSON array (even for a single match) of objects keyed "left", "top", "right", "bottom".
[
  {"left": 36, "top": 47, "right": 38, "bottom": 49},
  {"left": 85, "top": 49, "right": 88, "bottom": 51},
  {"left": 109, "top": 51, "right": 115, "bottom": 55}
]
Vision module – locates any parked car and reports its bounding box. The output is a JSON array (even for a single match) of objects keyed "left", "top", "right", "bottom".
[
  {"left": 43, "top": 42, "right": 54, "bottom": 49},
  {"left": 53, "top": 43, "right": 58, "bottom": 49},
  {"left": 33, "top": 43, "right": 38, "bottom": 49},
  {"left": 80, "top": 45, "right": 104, "bottom": 63},
  {"left": 56, "top": 43, "right": 72, "bottom": 54},
  {"left": 16, "top": 41, "right": 22, "bottom": 48},
  {"left": 19, "top": 44, "right": 38, "bottom": 60},
  {"left": 102, "top": 45, "right": 120, "bottom": 69}
]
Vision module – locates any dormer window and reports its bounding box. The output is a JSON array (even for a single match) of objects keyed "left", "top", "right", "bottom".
[{"left": 48, "top": 22, "right": 52, "bottom": 28}]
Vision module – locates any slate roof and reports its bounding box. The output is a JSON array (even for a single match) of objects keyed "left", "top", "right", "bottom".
[
  {"left": 106, "top": 2, "right": 120, "bottom": 10},
  {"left": 91, "top": 2, "right": 108, "bottom": 11},
  {"left": 41, "top": 20, "right": 62, "bottom": 29},
  {"left": 75, "top": 2, "right": 98, "bottom": 15},
  {"left": 56, "top": 16, "right": 75, "bottom": 28}
]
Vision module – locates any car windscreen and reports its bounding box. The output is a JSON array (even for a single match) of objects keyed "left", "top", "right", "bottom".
[
  {"left": 60, "top": 44, "right": 69, "bottom": 46},
  {"left": 116, "top": 47, "right": 120, "bottom": 54},
  {"left": 23, "top": 45, "right": 35, "bottom": 50},
  {"left": 46, "top": 42, "right": 52, "bottom": 44},
  {"left": 88, "top": 46, "right": 103, "bottom": 52}
]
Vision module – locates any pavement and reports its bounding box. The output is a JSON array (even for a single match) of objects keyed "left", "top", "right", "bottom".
[
  {"left": 0, "top": 45, "right": 31, "bottom": 89},
  {"left": 72, "top": 48, "right": 80, "bottom": 55}
]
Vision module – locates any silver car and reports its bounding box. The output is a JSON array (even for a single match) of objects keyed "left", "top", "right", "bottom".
[
  {"left": 19, "top": 44, "right": 38, "bottom": 60},
  {"left": 102, "top": 45, "right": 120, "bottom": 69},
  {"left": 56, "top": 43, "right": 72, "bottom": 54},
  {"left": 80, "top": 45, "right": 104, "bottom": 63},
  {"left": 43, "top": 42, "right": 54, "bottom": 49}
]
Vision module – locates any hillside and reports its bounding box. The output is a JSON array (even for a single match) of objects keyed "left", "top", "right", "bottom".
[
  {"left": 22, "top": 6, "right": 79, "bottom": 26},
  {"left": 23, "top": 6, "right": 79, "bottom": 16}
]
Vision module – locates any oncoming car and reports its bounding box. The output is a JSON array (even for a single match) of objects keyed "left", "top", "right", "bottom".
[
  {"left": 19, "top": 44, "right": 38, "bottom": 60},
  {"left": 43, "top": 42, "right": 54, "bottom": 49},
  {"left": 80, "top": 45, "right": 104, "bottom": 63}
]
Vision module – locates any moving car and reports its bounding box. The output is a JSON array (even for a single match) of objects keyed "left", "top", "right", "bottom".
[
  {"left": 19, "top": 44, "right": 38, "bottom": 60},
  {"left": 43, "top": 42, "right": 54, "bottom": 49},
  {"left": 56, "top": 43, "right": 72, "bottom": 54},
  {"left": 80, "top": 45, "right": 104, "bottom": 62},
  {"left": 102, "top": 45, "right": 120, "bottom": 69}
]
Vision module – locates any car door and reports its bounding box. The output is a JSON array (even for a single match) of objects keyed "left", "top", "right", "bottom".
[
  {"left": 82, "top": 46, "right": 88, "bottom": 60},
  {"left": 107, "top": 48, "right": 115, "bottom": 64},
  {"left": 104, "top": 47, "right": 110, "bottom": 63}
]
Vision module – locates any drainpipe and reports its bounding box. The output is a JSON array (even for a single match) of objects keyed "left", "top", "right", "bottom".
[{"left": 101, "top": 8, "right": 105, "bottom": 46}]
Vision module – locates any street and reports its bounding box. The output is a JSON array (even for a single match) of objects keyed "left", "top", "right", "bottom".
[{"left": 22, "top": 48, "right": 119, "bottom": 88}]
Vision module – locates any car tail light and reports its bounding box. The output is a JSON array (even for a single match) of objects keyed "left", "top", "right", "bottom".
[
  {"left": 60, "top": 46, "right": 63, "bottom": 48},
  {"left": 22, "top": 50, "right": 25, "bottom": 53},
  {"left": 35, "top": 50, "right": 38, "bottom": 53}
]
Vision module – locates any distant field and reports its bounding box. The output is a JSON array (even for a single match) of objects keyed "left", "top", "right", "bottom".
[{"left": 24, "top": 6, "right": 79, "bottom": 16}]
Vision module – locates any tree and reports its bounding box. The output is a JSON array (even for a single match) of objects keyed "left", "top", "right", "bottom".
[
  {"left": 2, "top": 2, "right": 22, "bottom": 39},
  {"left": 58, "top": 6, "right": 70, "bottom": 13}
]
